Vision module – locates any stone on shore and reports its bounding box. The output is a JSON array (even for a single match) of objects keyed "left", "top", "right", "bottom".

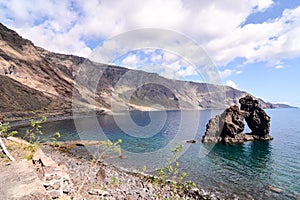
[
  {"left": 0, "top": 137, "right": 228, "bottom": 199},
  {"left": 32, "top": 148, "right": 73, "bottom": 199}
]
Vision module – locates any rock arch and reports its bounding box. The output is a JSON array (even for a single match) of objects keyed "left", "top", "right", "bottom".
[{"left": 202, "top": 95, "right": 273, "bottom": 144}]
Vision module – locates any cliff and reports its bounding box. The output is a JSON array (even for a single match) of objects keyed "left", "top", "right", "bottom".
[{"left": 0, "top": 23, "right": 293, "bottom": 120}]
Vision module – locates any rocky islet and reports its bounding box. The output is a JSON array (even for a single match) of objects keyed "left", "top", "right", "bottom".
[{"left": 202, "top": 95, "right": 273, "bottom": 144}]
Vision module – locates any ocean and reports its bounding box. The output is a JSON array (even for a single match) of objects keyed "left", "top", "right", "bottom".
[{"left": 17, "top": 108, "right": 300, "bottom": 199}]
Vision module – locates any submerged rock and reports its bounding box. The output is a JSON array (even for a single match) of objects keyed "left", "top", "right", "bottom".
[
  {"left": 186, "top": 139, "right": 198, "bottom": 143},
  {"left": 202, "top": 95, "right": 273, "bottom": 144}
]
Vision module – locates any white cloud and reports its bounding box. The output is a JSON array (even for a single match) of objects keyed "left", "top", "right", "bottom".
[
  {"left": 226, "top": 80, "right": 238, "bottom": 89},
  {"left": 1, "top": 0, "right": 299, "bottom": 68},
  {"left": 162, "top": 52, "right": 180, "bottom": 63},
  {"left": 219, "top": 69, "right": 243, "bottom": 78},
  {"left": 0, "top": 0, "right": 91, "bottom": 57},
  {"left": 117, "top": 51, "right": 198, "bottom": 81},
  {"left": 207, "top": 5, "right": 300, "bottom": 66},
  {"left": 121, "top": 54, "right": 139, "bottom": 68},
  {"left": 150, "top": 53, "right": 162, "bottom": 62},
  {"left": 89, "top": 29, "right": 218, "bottom": 84},
  {"left": 252, "top": 0, "right": 274, "bottom": 12},
  {"left": 15, "top": 24, "right": 92, "bottom": 57},
  {"left": 220, "top": 69, "right": 233, "bottom": 79},
  {"left": 275, "top": 65, "right": 284, "bottom": 69}
]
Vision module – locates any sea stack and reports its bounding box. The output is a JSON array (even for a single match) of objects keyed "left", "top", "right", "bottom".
[
  {"left": 202, "top": 95, "right": 273, "bottom": 144},
  {"left": 239, "top": 95, "right": 272, "bottom": 139}
]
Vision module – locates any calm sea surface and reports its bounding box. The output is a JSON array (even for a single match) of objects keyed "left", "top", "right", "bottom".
[{"left": 17, "top": 108, "right": 300, "bottom": 199}]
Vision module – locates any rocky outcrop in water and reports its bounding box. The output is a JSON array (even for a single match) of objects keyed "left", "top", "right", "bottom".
[
  {"left": 202, "top": 95, "right": 273, "bottom": 144},
  {"left": 202, "top": 105, "right": 249, "bottom": 144},
  {"left": 239, "top": 95, "right": 271, "bottom": 138}
]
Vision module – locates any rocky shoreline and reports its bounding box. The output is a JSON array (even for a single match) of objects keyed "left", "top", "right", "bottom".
[
  {"left": 0, "top": 96, "right": 277, "bottom": 199},
  {"left": 42, "top": 143, "right": 220, "bottom": 199},
  {"left": 0, "top": 138, "right": 224, "bottom": 200},
  {"left": 7, "top": 110, "right": 110, "bottom": 129}
]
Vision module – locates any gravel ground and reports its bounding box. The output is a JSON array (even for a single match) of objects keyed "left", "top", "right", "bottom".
[
  {"left": 1, "top": 138, "right": 223, "bottom": 200},
  {"left": 40, "top": 143, "right": 221, "bottom": 200}
]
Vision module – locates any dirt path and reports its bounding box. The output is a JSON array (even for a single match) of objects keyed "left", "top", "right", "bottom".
[{"left": 0, "top": 160, "right": 50, "bottom": 199}]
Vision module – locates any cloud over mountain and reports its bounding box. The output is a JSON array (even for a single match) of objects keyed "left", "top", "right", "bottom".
[{"left": 1, "top": 0, "right": 299, "bottom": 67}]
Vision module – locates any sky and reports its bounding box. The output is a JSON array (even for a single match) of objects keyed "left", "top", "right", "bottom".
[{"left": 0, "top": 0, "right": 299, "bottom": 107}]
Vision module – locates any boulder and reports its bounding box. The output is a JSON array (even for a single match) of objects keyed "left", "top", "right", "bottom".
[{"left": 96, "top": 167, "right": 106, "bottom": 182}]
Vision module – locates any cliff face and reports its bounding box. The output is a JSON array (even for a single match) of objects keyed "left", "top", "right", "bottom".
[{"left": 0, "top": 23, "right": 292, "bottom": 120}]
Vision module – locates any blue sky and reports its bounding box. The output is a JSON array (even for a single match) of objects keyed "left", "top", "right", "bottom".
[{"left": 0, "top": 0, "right": 299, "bottom": 107}]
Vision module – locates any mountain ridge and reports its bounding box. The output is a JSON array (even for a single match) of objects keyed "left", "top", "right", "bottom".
[{"left": 0, "top": 23, "right": 295, "bottom": 121}]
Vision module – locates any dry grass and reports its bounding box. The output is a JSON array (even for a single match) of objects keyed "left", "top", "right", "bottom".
[{"left": 0, "top": 138, "right": 39, "bottom": 164}]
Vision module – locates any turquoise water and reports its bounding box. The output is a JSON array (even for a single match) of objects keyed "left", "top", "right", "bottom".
[{"left": 17, "top": 109, "right": 300, "bottom": 199}]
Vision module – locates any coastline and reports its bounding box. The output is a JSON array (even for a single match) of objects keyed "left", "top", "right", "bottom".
[
  {"left": 3, "top": 110, "right": 298, "bottom": 199},
  {"left": 0, "top": 137, "right": 222, "bottom": 199},
  {"left": 44, "top": 143, "right": 221, "bottom": 199},
  {"left": 2, "top": 109, "right": 300, "bottom": 199},
  {"left": 6, "top": 106, "right": 299, "bottom": 129},
  {"left": 8, "top": 110, "right": 109, "bottom": 129},
  {"left": 1, "top": 113, "right": 226, "bottom": 199}
]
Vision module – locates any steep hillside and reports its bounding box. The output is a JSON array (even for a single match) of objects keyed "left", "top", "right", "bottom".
[
  {"left": 0, "top": 75, "right": 51, "bottom": 112},
  {"left": 0, "top": 23, "right": 293, "bottom": 120},
  {"left": 0, "top": 74, "right": 72, "bottom": 120}
]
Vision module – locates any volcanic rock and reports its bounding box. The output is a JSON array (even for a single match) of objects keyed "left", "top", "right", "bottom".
[
  {"left": 186, "top": 139, "right": 198, "bottom": 143},
  {"left": 202, "top": 95, "right": 273, "bottom": 144},
  {"left": 202, "top": 105, "right": 246, "bottom": 143},
  {"left": 239, "top": 95, "right": 271, "bottom": 138},
  {"left": 220, "top": 105, "right": 245, "bottom": 138},
  {"left": 202, "top": 112, "right": 223, "bottom": 143}
]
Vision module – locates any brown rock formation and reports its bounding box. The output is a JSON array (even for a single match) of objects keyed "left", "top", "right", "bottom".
[
  {"left": 202, "top": 105, "right": 248, "bottom": 144},
  {"left": 201, "top": 112, "right": 223, "bottom": 143},
  {"left": 239, "top": 95, "right": 271, "bottom": 138},
  {"left": 202, "top": 95, "right": 273, "bottom": 144},
  {"left": 221, "top": 105, "right": 245, "bottom": 138}
]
